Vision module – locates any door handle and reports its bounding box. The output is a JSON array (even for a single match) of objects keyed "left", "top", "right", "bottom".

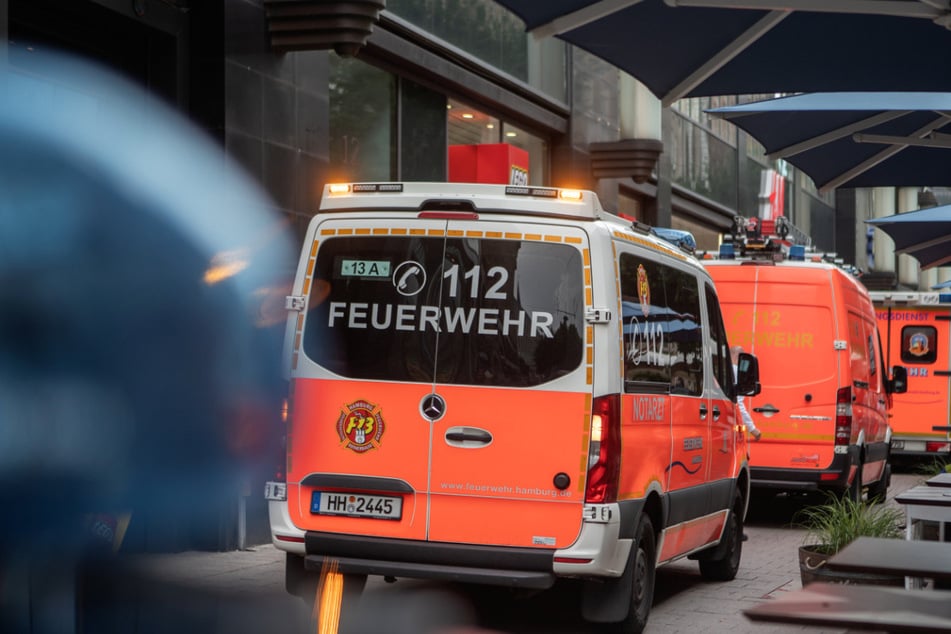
[
  {"left": 699, "top": 403, "right": 708, "bottom": 420},
  {"left": 753, "top": 405, "right": 779, "bottom": 414},
  {"left": 445, "top": 426, "right": 493, "bottom": 447},
  {"left": 712, "top": 405, "right": 721, "bottom": 420}
]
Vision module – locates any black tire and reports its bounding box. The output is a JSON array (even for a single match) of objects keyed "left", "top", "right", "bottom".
[
  {"left": 867, "top": 463, "right": 890, "bottom": 504},
  {"left": 843, "top": 461, "right": 863, "bottom": 503},
  {"left": 603, "top": 514, "right": 656, "bottom": 634},
  {"left": 699, "top": 491, "right": 743, "bottom": 581}
]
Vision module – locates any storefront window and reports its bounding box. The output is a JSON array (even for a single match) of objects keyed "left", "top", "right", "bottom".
[
  {"left": 447, "top": 98, "right": 549, "bottom": 185},
  {"left": 330, "top": 57, "right": 447, "bottom": 182},
  {"left": 501, "top": 122, "right": 547, "bottom": 186}
]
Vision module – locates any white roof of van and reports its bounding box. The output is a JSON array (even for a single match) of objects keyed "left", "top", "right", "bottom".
[{"left": 319, "top": 182, "right": 606, "bottom": 220}]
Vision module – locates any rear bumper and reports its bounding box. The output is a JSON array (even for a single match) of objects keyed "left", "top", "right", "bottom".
[
  {"left": 268, "top": 498, "right": 306, "bottom": 556},
  {"left": 302, "top": 503, "right": 628, "bottom": 589},
  {"left": 891, "top": 436, "right": 951, "bottom": 458},
  {"left": 304, "top": 532, "right": 557, "bottom": 589},
  {"left": 751, "top": 449, "right": 857, "bottom": 492}
]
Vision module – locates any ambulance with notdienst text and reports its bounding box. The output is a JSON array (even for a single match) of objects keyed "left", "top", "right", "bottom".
[
  {"left": 265, "top": 182, "right": 760, "bottom": 633},
  {"left": 703, "top": 219, "right": 907, "bottom": 503},
  {"left": 869, "top": 290, "right": 951, "bottom": 462}
]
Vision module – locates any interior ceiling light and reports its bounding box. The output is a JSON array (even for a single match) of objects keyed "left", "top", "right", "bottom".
[{"left": 461, "top": 113, "right": 474, "bottom": 119}]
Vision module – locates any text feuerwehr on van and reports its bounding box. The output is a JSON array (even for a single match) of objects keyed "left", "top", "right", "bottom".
[{"left": 327, "top": 301, "right": 556, "bottom": 338}]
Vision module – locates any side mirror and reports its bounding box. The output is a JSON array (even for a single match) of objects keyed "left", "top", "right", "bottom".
[
  {"left": 736, "top": 352, "right": 761, "bottom": 397},
  {"left": 887, "top": 365, "right": 908, "bottom": 394}
]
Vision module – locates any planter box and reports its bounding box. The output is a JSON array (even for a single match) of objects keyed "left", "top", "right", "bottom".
[{"left": 799, "top": 545, "right": 904, "bottom": 587}]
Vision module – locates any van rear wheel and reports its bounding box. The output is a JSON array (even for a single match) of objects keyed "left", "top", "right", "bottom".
[
  {"left": 601, "top": 514, "right": 656, "bottom": 634},
  {"left": 867, "top": 463, "right": 890, "bottom": 503},
  {"left": 843, "top": 461, "right": 863, "bottom": 503},
  {"left": 699, "top": 491, "right": 743, "bottom": 581}
]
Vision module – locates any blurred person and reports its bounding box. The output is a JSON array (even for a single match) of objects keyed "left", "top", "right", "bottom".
[
  {"left": 731, "top": 345, "right": 761, "bottom": 441},
  {"left": 0, "top": 46, "right": 297, "bottom": 633}
]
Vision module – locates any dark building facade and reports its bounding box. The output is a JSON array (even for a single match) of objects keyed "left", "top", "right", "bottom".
[{"left": 2, "top": 0, "right": 835, "bottom": 551}]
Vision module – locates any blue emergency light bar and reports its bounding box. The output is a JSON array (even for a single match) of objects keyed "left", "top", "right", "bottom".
[
  {"left": 788, "top": 245, "right": 806, "bottom": 261},
  {"left": 718, "top": 243, "right": 735, "bottom": 259}
]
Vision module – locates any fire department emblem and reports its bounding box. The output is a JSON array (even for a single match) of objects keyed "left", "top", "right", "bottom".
[
  {"left": 637, "top": 264, "right": 651, "bottom": 317},
  {"left": 908, "top": 332, "right": 930, "bottom": 357},
  {"left": 337, "top": 400, "right": 385, "bottom": 453}
]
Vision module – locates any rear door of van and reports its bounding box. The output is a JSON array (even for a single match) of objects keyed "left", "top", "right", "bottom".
[
  {"left": 876, "top": 303, "right": 951, "bottom": 457},
  {"left": 711, "top": 264, "right": 841, "bottom": 474},
  {"left": 286, "top": 214, "right": 591, "bottom": 550},
  {"left": 846, "top": 306, "right": 888, "bottom": 484}
]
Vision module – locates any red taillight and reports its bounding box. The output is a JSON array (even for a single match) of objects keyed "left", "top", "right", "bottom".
[
  {"left": 585, "top": 394, "right": 621, "bottom": 503},
  {"left": 275, "top": 534, "right": 305, "bottom": 543},
  {"left": 926, "top": 441, "right": 951, "bottom": 453},
  {"left": 835, "top": 387, "right": 852, "bottom": 446}
]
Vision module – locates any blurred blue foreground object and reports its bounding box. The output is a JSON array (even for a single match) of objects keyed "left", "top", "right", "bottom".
[{"left": 0, "top": 48, "right": 296, "bottom": 633}]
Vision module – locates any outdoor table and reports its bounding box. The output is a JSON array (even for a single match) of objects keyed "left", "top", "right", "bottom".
[
  {"left": 925, "top": 473, "right": 951, "bottom": 488},
  {"left": 825, "top": 536, "right": 951, "bottom": 589},
  {"left": 744, "top": 582, "right": 951, "bottom": 632},
  {"left": 895, "top": 485, "right": 951, "bottom": 541}
]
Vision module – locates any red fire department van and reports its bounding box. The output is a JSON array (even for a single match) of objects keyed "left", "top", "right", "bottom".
[
  {"left": 266, "top": 182, "right": 760, "bottom": 633},
  {"left": 703, "top": 218, "right": 907, "bottom": 502},
  {"left": 870, "top": 290, "right": 951, "bottom": 462}
]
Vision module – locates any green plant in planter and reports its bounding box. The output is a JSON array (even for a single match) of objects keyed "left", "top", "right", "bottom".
[
  {"left": 794, "top": 493, "right": 905, "bottom": 586},
  {"left": 915, "top": 457, "right": 951, "bottom": 477},
  {"left": 796, "top": 493, "right": 904, "bottom": 555}
]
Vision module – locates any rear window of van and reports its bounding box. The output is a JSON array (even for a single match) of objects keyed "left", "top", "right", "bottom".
[{"left": 301, "top": 236, "right": 585, "bottom": 387}]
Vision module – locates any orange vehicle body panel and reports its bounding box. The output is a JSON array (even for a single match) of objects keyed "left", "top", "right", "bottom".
[
  {"left": 617, "top": 394, "right": 671, "bottom": 499},
  {"left": 711, "top": 265, "right": 840, "bottom": 472},
  {"left": 657, "top": 510, "right": 728, "bottom": 563},
  {"left": 287, "top": 378, "right": 589, "bottom": 548}
]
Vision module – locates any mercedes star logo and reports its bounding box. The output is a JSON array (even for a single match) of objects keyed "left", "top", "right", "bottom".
[{"left": 420, "top": 393, "right": 446, "bottom": 421}]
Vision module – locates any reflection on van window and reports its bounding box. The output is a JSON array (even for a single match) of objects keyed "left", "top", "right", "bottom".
[
  {"left": 901, "top": 325, "right": 937, "bottom": 364},
  {"left": 705, "top": 284, "right": 734, "bottom": 399},
  {"left": 619, "top": 254, "right": 703, "bottom": 396},
  {"left": 302, "top": 236, "right": 584, "bottom": 387}
]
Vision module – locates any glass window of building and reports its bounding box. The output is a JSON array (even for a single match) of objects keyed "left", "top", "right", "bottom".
[
  {"left": 387, "top": 0, "right": 566, "bottom": 102},
  {"left": 447, "top": 101, "right": 500, "bottom": 145},
  {"left": 501, "top": 122, "right": 547, "bottom": 186},
  {"left": 330, "top": 57, "right": 447, "bottom": 182},
  {"left": 447, "top": 98, "right": 548, "bottom": 185},
  {"left": 329, "top": 57, "right": 396, "bottom": 181},
  {"left": 329, "top": 61, "right": 550, "bottom": 186}
]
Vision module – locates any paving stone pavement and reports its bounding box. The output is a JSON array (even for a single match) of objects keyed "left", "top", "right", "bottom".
[{"left": 127, "top": 472, "right": 925, "bottom": 633}]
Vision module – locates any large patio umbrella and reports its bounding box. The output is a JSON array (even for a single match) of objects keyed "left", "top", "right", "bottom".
[
  {"left": 705, "top": 92, "right": 951, "bottom": 192},
  {"left": 866, "top": 204, "right": 951, "bottom": 270},
  {"left": 491, "top": 1, "right": 951, "bottom": 106}
]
